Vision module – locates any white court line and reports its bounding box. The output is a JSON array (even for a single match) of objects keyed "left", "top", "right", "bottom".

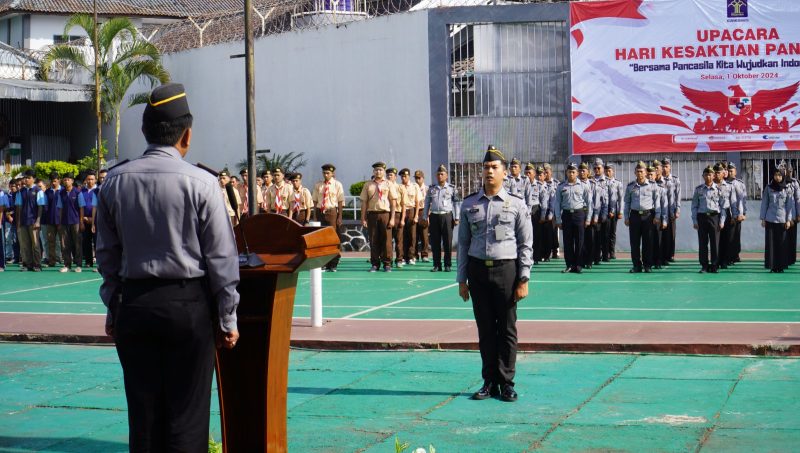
[
  {"left": 0, "top": 312, "right": 104, "bottom": 316},
  {"left": 296, "top": 305, "right": 800, "bottom": 312},
  {"left": 341, "top": 283, "right": 459, "bottom": 319},
  {"left": 296, "top": 278, "right": 799, "bottom": 284},
  {"left": 0, "top": 301, "right": 101, "bottom": 305},
  {"left": 0, "top": 278, "right": 102, "bottom": 296},
  {"left": 330, "top": 318, "right": 800, "bottom": 324}
]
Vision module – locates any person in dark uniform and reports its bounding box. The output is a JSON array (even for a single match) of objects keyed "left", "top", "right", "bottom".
[
  {"left": 784, "top": 164, "right": 799, "bottom": 266},
  {"left": 604, "top": 163, "right": 624, "bottom": 260},
  {"left": 726, "top": 163, "right": 747, "bottom": 265},
  {"left": 0, "top": 187, "right": 8, "bottom": 272},
  {"left": 544, "top": 163, "right": 561, "bottom": 259},
  {"left": 714, "top": 163, "right": 738, "bottom": 268},
  {"left": 760, "top": 167, "right": 794, "bottom": 272},
  {"left": 624, "top": 162, "right": 661, "bottom": 273},
  {"left": 43, "top": 171, "right": 62, "bottom": 267},
  {"left": 14, "top": 169, "right": 45, "bottom": 271},
  {"left": 56, "top": 173, "right": 84, "bottom": 272},
  {"left": 591, "top": 159, "right": 609, "bottom": 265},
  {"left": 692, "top": 166, "right": 725, "bottom": 273},
  {"left": 457, "top": 146, "right": 532, "bottom": 402},
  {"left": 662, "top": 158, "right": 681, "bottom": 263},
  {"left": 423, "top": 164, "right": 460, "bottom": 272},
  {"left": 649, "top": 163, "right": 669, "bottom": 269},
  {"left": 80, "top": 170, "right": 99, "bottom": 271},
  {"left": 96, "top": 83, "right": 240, "bottom": 452},
  {"left": 554, "top": 163, "right": 593, "bottom": 273},
  {"left": 577, "top": 162, "right": 599, "bottom": 269}
]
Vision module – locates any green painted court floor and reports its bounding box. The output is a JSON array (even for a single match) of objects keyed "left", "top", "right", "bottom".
[
  {"left": 0, "top": 343, "right": 799, "bottom": 452},
  {"left": 1, "top": 257, "right": 799, "bottom": 323}
]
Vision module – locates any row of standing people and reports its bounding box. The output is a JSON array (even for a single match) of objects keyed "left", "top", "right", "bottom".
[
  {"left": 0, "top": 169, "right": 104, "bottom": 272},
  {"left": 760, "top": 163, "right": 800, "bottom": 273}
]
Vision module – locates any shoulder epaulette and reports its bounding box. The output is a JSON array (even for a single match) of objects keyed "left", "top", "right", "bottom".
[
  {"left": 508, "top": 192, "right": 523, "bottom": 199},
  {"left": 108, "top": 159, "right": 130, "bottom": 171},
  {"left": 627, "top": 181, "right": 636, "bottom": 186},
  {"left": 464, "top": 191, "right": 479, "bottom": 199}
]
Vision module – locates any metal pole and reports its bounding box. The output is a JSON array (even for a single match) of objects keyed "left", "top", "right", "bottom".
[
  {"left": 245, "top": 0, "right": 258, "bottom": 214},
  {"left": 93, "top": 0, "right": 102, "bottom": 171},
  {"left": 308, "top": 221, "right": 323, "bottom": 327}
]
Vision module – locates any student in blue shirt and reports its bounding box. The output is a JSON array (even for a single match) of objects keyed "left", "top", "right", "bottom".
[
  {"left": 56, "top": 173, "right": 86, "bottom": 272},
  {"left": 15, "top": 170, "right": 46, "bottom": 271}
]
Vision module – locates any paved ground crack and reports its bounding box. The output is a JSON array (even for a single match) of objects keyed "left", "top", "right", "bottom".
[
  {"left": 693, "top": 363, "right": 749, "bottom": 452},
  {"left": 524, "top": 354, "right": 640, "bottom": 452}
]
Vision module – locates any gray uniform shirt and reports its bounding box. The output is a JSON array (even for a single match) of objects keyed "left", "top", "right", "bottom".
[
  {"left": 607, "top": 178, "right": 624, "bottom": 217},
  {"left": 716, "top": 180, "right": 739, "bottom": 217},
  {"left": 504, "top": 175, "right": 530, "bottom": 200},
  {"left": 457, "top": 187, "right": 533, "bottom": 283},
  {"left": 424, "top": 182, "right": 460, "bottom": 221},
  {"left": 623, "top": 180, "right": 661, "bottom": 222},
  {"left": 691, "top": 183, "right": 726, "bottom": 226},
  {"left": 760, "top": 185, "right": 795, "bottom": 223},
  {"left": 727, "top": 178, "right": 747, "bottom": 217},
  {"left": 553, "top": 180, "right": 593, "bottom": 225},
  {"left": 663, "top": 174, "right": 681, "bottom": 217},
  {"left": 96, "top": 145, "right": 240, "bottom": 332},
  {"left": 654, "top": 179, "right": 670, "bottom": 224},
  {"left": 524, "top": 179, "right": 546, "bottom": 210},
  {"left": 592, "top": 176, "right": 610, "bottom": 221}
]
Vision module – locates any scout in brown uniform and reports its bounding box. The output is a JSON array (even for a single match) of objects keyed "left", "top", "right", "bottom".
[
  {"left": 398, "top": 168, "right": 421, "bottom": 265},
  {"left": 312, "top": 164, "right": 345, "bottom": 271},
  {"left": 260, "top": 171, "right": 272, "bottom": 213},
  {"left": 288, "top": 173, "right": 314, "bottom": 225},
  {"left": 386, "top": 167, "right": 404, "bottom": 267},
  {"left": 218, "top": 171, "right": 241, "bottom": 226},
  {"left": 414, "top": 169, "right": 430, "bottom": 262},
  {"left": 266, "top": 167, "right": 293, "bottom": 216},
  {"left": 360, "top": 162, "right": 397, "bottom": 272}
]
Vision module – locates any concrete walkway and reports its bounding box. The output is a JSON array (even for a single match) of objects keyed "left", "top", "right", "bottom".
[{"left": 1, "top": 343, "right": 798, "bottom": 452}]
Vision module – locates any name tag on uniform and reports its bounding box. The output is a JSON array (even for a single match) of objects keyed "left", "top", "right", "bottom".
[{"left": 495, "top": 225, "right": 509, "bottom": 240}]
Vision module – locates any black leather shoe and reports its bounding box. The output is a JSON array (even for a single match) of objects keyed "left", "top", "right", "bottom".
[
  {"left": 573, "top": 266, "right": 583, "bottom": 274},
  {"left": 630, "top": 267, "right": 642, "bottom": 273},
  {"left": 709, "top": 266, "right": 718, "bottom": 273},
  {"left": 643, "top": 267, "right": 652, "bottom": 273},
  {"left": 430, "top": 267, "right": 442, "bottom": 272},
  {"left": 444, "top": 266, "right": 452, "bottom": 272},
  {"left": 698, "top": 268, "right": 707, "bottom": 273},
  {"left": 500, "top": 384, "right": 518, "bottom": 402},
  {"left": 561, "top": 267, "right": 571, "bottom": 273},
  {"left": 472, "top": 382, "right": 498, "bottom": 400}
]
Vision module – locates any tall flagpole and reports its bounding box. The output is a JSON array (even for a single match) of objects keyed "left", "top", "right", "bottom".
[
  {"left": 93, "top": 0, "right": 102, "bottom": 171},
  {"left": 244, "top": 0, "right": 257, "bottom": 214}
]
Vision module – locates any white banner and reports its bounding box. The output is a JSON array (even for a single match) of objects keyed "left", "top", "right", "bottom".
[{"left": 570, "top": 0, "right": 800, "bottom": 154}]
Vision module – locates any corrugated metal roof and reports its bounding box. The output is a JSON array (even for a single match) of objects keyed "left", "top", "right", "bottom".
[
  {"left": 0, "top": 78, "right": 91, "bottom": 102},
  {"left": 0, "top": 0, "right": 247, "bottom": 19}
]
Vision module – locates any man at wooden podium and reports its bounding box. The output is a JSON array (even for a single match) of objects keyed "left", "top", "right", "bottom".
[{"left": 96, "top": 83, "right": 240, "bottom": 452}]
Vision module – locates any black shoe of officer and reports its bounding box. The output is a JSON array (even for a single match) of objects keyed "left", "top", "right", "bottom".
[
  {"left": 709, "top": 266, "right": 718, "bottom": 273},
  {"left": 444, "top": 266, "right": 452, "bottom": 272},
  {"left": 500, "top": 384, "right": 518, "bottom": 402},
  {"left": 472, "top": 381, "right": 499, "bottom": 400},
  {"left": 643, "top": 267, "right": 652, "bottom": 273},
  {"left": 561, "top": 267, "right": 571, "bottom": 273},
  {"left": 573, "top": 266, "right": 583, "bottom": 274},
  {"left": 719, "top": 264, "right": 728, "bottom": 269},
  {"left": 699, "top": 267, "right": 707, "bottom": 273},
  {"left": 630, "top": 267, "right": 642, "bottom": 273},
  {"left": 430, "top": 267, "right": 442, "bottom": 272}
]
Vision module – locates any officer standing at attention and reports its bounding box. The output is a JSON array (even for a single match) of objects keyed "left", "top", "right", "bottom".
[
  {"left": 458, "top": 147, "right": 532, "bottom": 403},
  {"left": 591, "top": 159, "right": 610, "bottom": 265},
  {"left": 604, "top": 163, "right": 624, "bottom": 260},
  {"left": 726, "top": 163, "right": 747, "bottom": 265},
  {"left": 312, "top": 164, "right": 345, "bottom": 272},
  {"left": 714, "top": 163, "right": 738, "bottom": 269},
  {"left": 504, "top": 158, "right": 530, "bottom": 198},
  {"left": 524, "top": 163, "right": 547, "bottom": 264},
  {"left": 692, "top": 166, "right": 725, "bottom": 273},
  {"left": 624, "top": 162, "right": 661, "bottom": 273},
  {"left": 423, "top": 164, "right": 460, "bottom": 272},
  {"left": 414, "top": 170, "right": 430, "bottom": 263},
  {"left": 360, "top": 162, "right": 397, "bottom": 272},
  {"left": 15, "top": 169, "right": 46, "bottom": 272},
  {"left": 577, "top": 162, "right": 600, "bottom": 269},
  {"left": 96, "top": 83, "right": 240, "bottom": 452},
  {"left": 543, "top": 163, "right": 561, "bottom": 259},
  {"left": 554, "top": 163, "right": 592, "bottom": 274},
  {"left": 661, "top": 158, "right": 681, "bottom": 263}
]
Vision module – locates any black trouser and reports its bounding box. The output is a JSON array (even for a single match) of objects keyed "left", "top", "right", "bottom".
[
  {"left": 731, "top": 218, "right": 742, "bottom": 262},
  {"left": 597, "top": 218, "right": 610, "bottom": 261},
  {"left": 581, "top": 221, "right": 594, "bottom": 267},
  {"left": 467, "top": 258, "right": 517, "bottom": 386},
  {"left": 529, "top": 206, "right": 541, "bottom": 262},
  {"left": 629, "top": 210, "right": 654, "bottom": 270},
  {"left": 429, "top": 212, "right": 453, "bottom": 269},
  {"left": 718, "top": 208, "right": 734, "bottom": 265},
  {"left": 551, "top": 219, "right": 560, "bottom": 257},
  {"left": 697, "top": 212, "right": 720, "bottom": 269},
  {"left": 115, "top": 278, "right": 215, "bottom": 453},
  {"left": 82, "top": 225, "right": 96, "bottom": 267},
  {"left": 608, "top": 216, "right": 619, "bottom": 258},
  {"left": 561, "top": 210, "right": 585, "bottom": 270},
  {"left": 652, "top": 220, "right": 663, "bottom": 266},
  {"left": 540, "top": 219, "right": 554, "bottom": 259},
  {"left": 764, "top": 222, "right": 789, "bottom": 271},
  {"left": 662, "top": 217, "right": 676, "bottom": 263},
  {"left": 318, "top": 208, "right": 341, "bottom": 269},
  {"left": 367, "top": 211, "right": 392, "bottom": 268},
  {"left": 788, "top": 222, "right": 797, "bottom": 266}
]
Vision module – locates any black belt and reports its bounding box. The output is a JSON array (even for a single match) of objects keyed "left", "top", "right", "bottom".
[
  {"left": 564, "top": 208, "right": 587, "bottom": 213},
  {"left": 630, "top": 209, "right": 655, "bottom": 215},
  {"left": 700, "top": 211, "right": 719, "bottom": 216},
  {"left": 122, "top": 276, "right": 205, "bottom": 288},
  {"left": 470, "top": 257, "right": 515, "bottom": 267}
]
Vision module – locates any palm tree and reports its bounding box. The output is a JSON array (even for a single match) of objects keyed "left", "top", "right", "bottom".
[
  {"left": 39, "top": 15, "right": 170, "bottom": 159},
  {"left": 236, "top": 151, "right": 308, "bottom": 175}
]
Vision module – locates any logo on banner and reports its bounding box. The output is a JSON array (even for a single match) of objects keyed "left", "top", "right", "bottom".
[
  {"left": 727, "top": 0, "right": 748, "bottom": 18},
  {"left": 728, "top": 97, "right": 752, "bottom": 116}
]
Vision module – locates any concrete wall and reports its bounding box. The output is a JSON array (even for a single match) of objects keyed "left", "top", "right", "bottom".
[{"left": 117, "top": 11, "right": 432, "bottom": 190}]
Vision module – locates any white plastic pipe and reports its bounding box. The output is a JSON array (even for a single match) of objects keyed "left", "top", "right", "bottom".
[{"left": 308, "top": 221, "right": 323, "bottom": 327}]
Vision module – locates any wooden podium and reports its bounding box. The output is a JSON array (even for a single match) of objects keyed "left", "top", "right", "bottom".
[{"left": 215, "top": 213, "right": 340, "bottom": 452}]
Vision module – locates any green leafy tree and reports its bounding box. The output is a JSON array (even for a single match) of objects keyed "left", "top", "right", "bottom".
[
  {"left": 76, "top": 141, "right": 108, "bottom": 174},
  {"left": 235, "top": 151, "right": 307, "bottom": 175},
  {"left": 34, "top": 161, "right": 80, "bottom": 180},
  {"left": 39, "top": 15, "right": 170, "bottom": 160}
]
